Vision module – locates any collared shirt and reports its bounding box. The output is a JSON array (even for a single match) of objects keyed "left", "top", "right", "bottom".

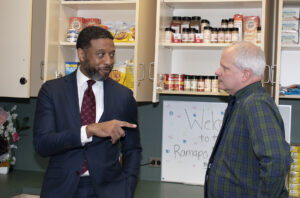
[
  {"left": 205, "top": 82, "right": 292, "bottom": 198},
  {"left": 76, "top": 67, "right": 104, "bottom": 144}
]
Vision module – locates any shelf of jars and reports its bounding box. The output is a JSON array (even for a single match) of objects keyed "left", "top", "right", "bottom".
[
  {"left": 61, "top": 1, "right": 137, "bottom": 10},
  {"left": 281, "top": 45, "right": 300, "bottom": 51},
  {"left": 158, "top": 89, "right": 228, "bottom": 96}
]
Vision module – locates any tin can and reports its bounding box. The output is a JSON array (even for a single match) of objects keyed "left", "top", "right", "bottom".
[
  {"left": 69, "top": 17, "right": 84, "bottom": 32},
  {"left": 164, "top": 74, "right": 171, "bottom": 90},
  {"left": 171, "top": 74, "right": 179, "bottom": 90},
  {"left": 179, "top": 74, "right": 184, "bottom": 90}
]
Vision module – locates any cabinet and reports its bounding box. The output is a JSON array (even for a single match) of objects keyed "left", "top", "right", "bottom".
[
  {"left": 0, "top": 0, "right": 32, "bottom": 98},
  {"left": 152, "top": 0, "right": 273, "bottom": 102},
  {"left": 44, "top": 0, "right": 156, "bottom": 102},
  {"left": 275, "top": 0, "right": 300, "bottom": 103}
]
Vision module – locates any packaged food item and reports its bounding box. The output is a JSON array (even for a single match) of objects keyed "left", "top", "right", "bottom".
[
  {"left": 129, "top": 23, "right": 135, "bottom": 41},
  {"left": 282, "top": 32, "right": 299, "bottom": 45},
  {"left": 69, "top": 17, "right": 85, "bottom": 32},
  {"left": 234, "top": 14, "right": 243, "bottom": 41},
  {"left": 102, "top": 21, "right": 116, "bottom": 37},
  {"left": 291, "top": 146, "right": 300, "bottom": 152},
  {"left": 66, "top": 29, "right": 79, "bottom": 42},
  {"left": 124, "top": 60, "right": 135, "bottom": 90},
  {"left": 114, "top": 22, "right": 134, "bottom": 43},
  {"left": 65, "top": 62, "right": 79, "bottom": 75},
  {"left": 109, "top": 62, "right": 126, "bottom": 85},
  {"left": 84, "top": 18, "right": 101, "bottom": 27},
  {"left": 282, "top": 20, "right": 299, "bottom": 32},
  {"left": 282, "top": 8, "right": 300, "bottom": 21},
  {"left": 244, "top": 16, "right": 260, "bottom": 43}
]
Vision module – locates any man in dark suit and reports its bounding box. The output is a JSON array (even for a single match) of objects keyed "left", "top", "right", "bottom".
[{"left": 34, "top": 26, "right": 142, "bottom": 198}]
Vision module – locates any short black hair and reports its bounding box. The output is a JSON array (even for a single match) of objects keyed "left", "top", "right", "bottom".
[{"left": 76, "top": 26, "right": 114, "bottom": 49}]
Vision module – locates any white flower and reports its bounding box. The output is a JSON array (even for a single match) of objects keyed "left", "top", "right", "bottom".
[
  {"left": 10, "top": 105, "right": 17, "bottom": 111},
  {"left": 12, "top": 113, "right": 17, "bottom": 119},
  {"left": 10, "top": 144, "right": 17, "bottom": 149}
]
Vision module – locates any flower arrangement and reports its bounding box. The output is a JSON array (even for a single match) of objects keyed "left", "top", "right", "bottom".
[{"left": 0, "top": 105, "right": 29, "bottom": 171}]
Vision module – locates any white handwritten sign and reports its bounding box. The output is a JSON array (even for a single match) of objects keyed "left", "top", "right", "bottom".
[
  {"left": 161, "top": 101, "right": 292, "bottom": 186},
  {"left": 161, "top": 101, "right": 227, "bottom": 185}
]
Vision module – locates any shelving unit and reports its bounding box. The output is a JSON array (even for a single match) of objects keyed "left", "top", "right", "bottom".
[
  {"left": 275, "top": 0, "right": 300, "bottom": 102},
  {"left": 44, "top": 0, "right": 156, "bottom": 101},
  {"left": 152, "top": 0, "right": 270, "bottom": 102}
]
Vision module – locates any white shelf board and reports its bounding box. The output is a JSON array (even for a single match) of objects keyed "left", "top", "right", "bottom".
[
  {"left": 61, "top": 1, "right": 136, "bottom": 10},
  {"left": 60, "top": 41, "right": 135, "bottom": 47},
  {"left": 158, "top": 90, "right": 229, "bottom": 96}
]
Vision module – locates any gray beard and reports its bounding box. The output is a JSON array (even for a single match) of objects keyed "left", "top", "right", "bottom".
[{"left": 83, "top": 62, "right": 110, "bottom": 81}]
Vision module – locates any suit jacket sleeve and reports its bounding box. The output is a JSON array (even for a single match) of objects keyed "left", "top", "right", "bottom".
[{"left": 34, "top": 81, "right": 82, "bottom": 157}]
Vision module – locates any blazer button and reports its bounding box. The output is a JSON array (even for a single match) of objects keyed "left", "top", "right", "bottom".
[{"left": 76, "top": 170, "right": 81, "bottom": 175}]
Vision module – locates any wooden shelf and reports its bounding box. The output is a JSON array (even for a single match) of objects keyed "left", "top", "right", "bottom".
[
  {"left": 163, "top": 0, "right": 262, "bottom": 9},
  {"left": 158, "top": 90, "right": 229, "bottom": 96},
  {"left": 282, "top": 45, "right": 300, "bottom": 51},
  {"left": 61, "top": 1, "right": 136, "bottom": 10},
  {"left": 279, "top": 95, "right": 300, "bottom": 99},
  {"left": 60, "top": 41, "right": 135, "bottom": 47}
]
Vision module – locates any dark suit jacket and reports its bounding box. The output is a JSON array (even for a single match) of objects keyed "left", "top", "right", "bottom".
[{"left": 34, "top": 71, "right": 142, "bottom": 198}]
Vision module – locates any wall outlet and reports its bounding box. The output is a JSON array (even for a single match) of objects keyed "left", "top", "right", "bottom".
[{"left": 149, "top": 157, "right": 161, "bottom": 167}]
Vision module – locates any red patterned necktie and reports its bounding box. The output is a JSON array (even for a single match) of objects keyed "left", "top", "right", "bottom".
[{"left": 80, "top": 79, "right": 96, "bottom": 174}]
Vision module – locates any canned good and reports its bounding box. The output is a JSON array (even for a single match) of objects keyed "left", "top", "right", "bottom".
[
  {"left": 164, "top": 74, "right": 171, "bottom": 90},
  {"left": 69, "top": 17, "right": 84, "bottom": 32}
]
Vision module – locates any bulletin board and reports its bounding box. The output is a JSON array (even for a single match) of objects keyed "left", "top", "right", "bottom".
[{"left": 161, "top": 100, "right": 291, "bottom": 186}]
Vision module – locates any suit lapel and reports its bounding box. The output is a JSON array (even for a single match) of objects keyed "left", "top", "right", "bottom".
[
  {"left": 100, "top": 78, "right": 115, "bottom": 122},
  {"left": 63, "top": 72, "right": 81, "bottom": 125}
]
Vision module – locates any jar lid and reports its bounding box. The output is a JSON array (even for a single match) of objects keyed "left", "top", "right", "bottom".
[
  {"left": 182, "top": 28, "right": 190, "bottom": 32},
  {"left": 191, "top": 16, "right": 201, "bottom": 21},
  {"left": 212, "top": 28, "right": 218, "bottom": 32},
  {"left": 211, "top": 76, "right": 218, "bottom": 79},
  {"left": 257, "top": 26, "right": 261, "bottom": 31},
  {"left": 204, "top": 26, "right": 212, "bottom": 30},
  {"left": 190, "top": 28, "right": 198, "bottom": 33},
  {"left": 165, "top": 27, "right": 175, "bottom": 33},
  {"left": 221, "top": 19, "right": 228, "bottom": 23},
  {"left": 172, "top": 16, "right": 182, "bottom": 21},
  {"left": 228, "top": 18, "right": 234, "bottom": 23},
  {"left": 198, "top": 76, "right": 204, "bottom": 79},
  {"left": 201, "top": 19, "right": 210, "bottom": 24},
  {"left": 182, "top": 16, "right": 191, "bottom": 21},
  {"left": 184, "top": 75, "right": 191, "bottom": 79}
]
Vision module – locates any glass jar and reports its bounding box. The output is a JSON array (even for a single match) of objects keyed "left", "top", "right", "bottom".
[
  {"left": 170, "top": 16, "right": 182, "bottom": 33},
  {"left": 190, "top": 76, "right": 198, "bottom": 92},
  {"left": 181, "top": 16, "right": 191, "bottom": 33},
  {"left": 156, "top": 74, "right": 164, "bottom": 90},
  {"left": 164, "top": 27, "right": 175, "bottom": 43},
  {"left": 232, "top": 27, "right": 239, "bottom": 42},
  {"left": 203, "top": 26, "right": 212, "bottom": 43},
  {"left": 225, "top": 28, "right": 232, "bottom": 43},
  {"left": 190, "top": 16, "right": 201, "bottom": 32},
  {"left": 228, "top": 18, "right": 234, "bottom": 28},
  {"left": 189, "top": 28, "right": 197, "bottom": 43},
  {"left": 211, "top": 28, "right": 218, "bottom": 43},
  {"left": 197, "top": 76, "right": 205, "bottom": 92},
  {"left": 184, "top": 75, "right": 191, "bottom": 91},
  {"left": 221, "top": 19, "right": 228, "bottom": 28},
  {"left": 211, "top": 76, "right": 219, "bottom": 92},
  {"left": 204, "top": 76, "right": 212, "bottom": 92},
  {"left": 201, "top": 19, "right": 210, "bottom": 33},
  {"left": 182, "top": 28, "right": 190, "bottom": 43},
  {"left": 218, "top": 28, "right": 225, "bottom": 43},
  {"left": 256, "top": 26, "right": 262, "bottom": 44}
]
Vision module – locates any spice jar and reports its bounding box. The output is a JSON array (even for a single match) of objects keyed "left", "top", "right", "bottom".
[
  {"left": 197, "top": 76, "right": 205, "bottom": 92},
  {"left": 156, "top": 74, "right": 164, "bottom": 90},
  {"left": 201, "top": 19, "right": 210, "bottom": 33},
  {"left": 228, "top": 18, "right": 234, "bottom": 28},
  {"left": 211, "top": 76, "right": 219, "bottom": 92},
  {"left": 181, "top": 17, "right": 191, "bottom": 33},
  {"left": 204, "top": 76, "right": 212, "bottom": 92},
  {"left": 211, "top": 28, "right": 218, "bottom": 43},
  {"left": 189, "top": 28, "right": 197, "bottom": 43},
  {"left": 256, "top": 26, "right": 262, "bottom": 44},
  {"left": 184, "top": 75, "right": 191, "bottom": 91},
  {"left": 203, "top": 26, "right": 212, "bottom": 43},
  {"left": 164, "top": 27, "right": 175, "bottom": 43},
  {"left": 182, "top": 28, "right": 190, "bottom": 43},
  {"left": 221, "top": 19, "right": 228, "bottom": 28},
  {"left": 190, "top": 16, "right": 201, "bottom": 32},
  {"left": 218, "top": 28, "right": 225, "bottom": 43},
  {"left": 190, "top": 76, "right": 198, "bottom": 92},
  {"left": 170, "top": 16, "right": 182, "bottom": 33},
  {"left": 231, "top": 27, "right": 239, "bottom": 42},
  {"left": 225, "top": 28, "right": 232, "bottom": 43}
]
